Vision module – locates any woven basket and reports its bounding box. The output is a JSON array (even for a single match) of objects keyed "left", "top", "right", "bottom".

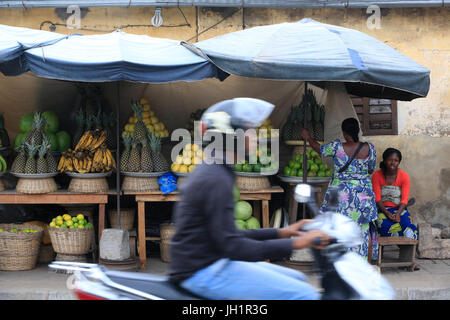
[
  {"left": 55, "top": 253, "right": 87, "bottom": 262},
  {"left": 48, "top": 227, "right": 92, "bottom": 255},
  {"left": 121, "top": 176, "right": 159, "bottom": 192},
  {"left": 0, "top": 223, "right": 43, "bottom": 271},
  {"left": 159, "top": 223, "right": 175, "bottom": 263},
  {"left": 16, "top": 177, "right": 57, "bottom": 194},
  {"left": 109, "top": 208, "right": 135, "bottom": 231},
  {"left": 68, "top": 177, "right": 109, "bottom": 193},
  {"left": 235, "top": 175, "right": 271, "bottom": 191},
  {"left": 38, "top": 244, "right": 56, "bottom": 264}
]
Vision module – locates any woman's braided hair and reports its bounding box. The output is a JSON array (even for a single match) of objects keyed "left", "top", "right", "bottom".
[{"left": 341, "top": 118, "right": 360, "bottom": 142}]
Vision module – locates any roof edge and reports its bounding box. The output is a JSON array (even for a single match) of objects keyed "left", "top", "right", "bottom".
[{"left": 0, "top": 1, "right": 448, "bottom": 9}]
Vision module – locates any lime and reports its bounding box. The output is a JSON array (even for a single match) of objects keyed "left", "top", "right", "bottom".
[
  {"left": 289, "top": 160, "right": 295, "bottom": 168},
  {"left": 311, "top": 150, "right": 319, "bottom": 158},
  {"left": 291, "top": 169, "right": 298, "bottom": 176},
  {"left": 234, "top": 164, "right": 243, "bottom": 172},
  {"left": 85, "top": 223, "right": 93, "bottom": 228},
  {"left": 76, "top": 214, "right": 85, "bottom": 221},
  {"left": 308, "top": 171, "right": 317, "bottom": 177},
  {"left": 78, "top": 224, "right": 85, "bottom": 229},
  {"left": 317, "top": 171, "right": 326, "bottom": 177},
  {"left": 72, "top": 217, "right": 78, "bottom": 223},
  {"left": 293, "top": 162, "right": 301, "bottom": 170},
  {"left": 297, "top": 170, "right": 303, "bottom": 177},
  {"left": 78, "top": 219, "right": 86, "bottom": 225},
  {"left": 74, "top": 223, "right": 79, "bottom": 228},
  {"left": 61, "top": 225, "right": 68, "bottom": 229},
  {"left": 314, "top": 157, "right": 322, "bottom": 165},
  {"left": 294, "top": 154, "right": 302, "bottom": 162}
]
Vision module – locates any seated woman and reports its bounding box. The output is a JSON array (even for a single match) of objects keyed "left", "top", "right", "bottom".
[{"left": 372, "top": 148, "right": 418, "bottom": 240}]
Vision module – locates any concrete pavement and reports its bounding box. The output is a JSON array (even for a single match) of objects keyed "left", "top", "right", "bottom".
[{"left": 0, "top": 256, "right": 449, "bottom": 300}]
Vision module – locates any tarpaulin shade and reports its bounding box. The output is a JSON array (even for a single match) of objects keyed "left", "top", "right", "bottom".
[
  {"left": 190, "top": 18, "right": 430, "bottom": 101},
  {"left": 23, "top": 30, "right": 226, "bottom": 83}
]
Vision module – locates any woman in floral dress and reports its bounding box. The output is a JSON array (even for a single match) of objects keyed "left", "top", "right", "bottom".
[{"left": 301, "top": 118, "right": 378, "bottom": 261}]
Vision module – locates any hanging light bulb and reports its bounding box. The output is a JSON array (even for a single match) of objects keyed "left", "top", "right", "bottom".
[{"left": 151, "top": 7, "right": 163, "bottom": 27}]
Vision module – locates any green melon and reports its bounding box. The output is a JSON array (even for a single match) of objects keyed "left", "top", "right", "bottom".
[{"left": 234, "top": 201, "right": 252, "bottom": 221}]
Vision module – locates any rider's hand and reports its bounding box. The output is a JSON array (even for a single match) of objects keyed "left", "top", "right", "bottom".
[
  {"left": 278, "top": 219, "right": 313, "bottom": 239},
  {"left": 292, "top": 230, "right": 333, "bottom": 250},
  {"left": 394, "top": 213, "right": 401, "bottom": 223}
]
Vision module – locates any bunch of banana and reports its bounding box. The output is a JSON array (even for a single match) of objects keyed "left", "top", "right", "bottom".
[
  {"left": 58, "top": 150, "right": 74, "bottom": 172},
  {"left": 92, "top": 145, "right": 116, "bottom": 173},
  {"left": 75, "top": 129, "right": 107, "bottom": 152},
  {"left": 73, "top": 155, "right": 93, "bottom": 174}
]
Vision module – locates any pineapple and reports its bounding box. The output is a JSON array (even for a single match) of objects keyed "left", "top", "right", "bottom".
[
  {"left": 103, "top": 112, "right": 115, "bottom": 150},
  {"left": 140, "top": 137, "right": 153, "bottom": 172},
  {"left": 11, "top": 144, "right": 27, "bottom": 173},
  {"left": 132, "top": 101, "right": 147, "bottom": 142},
  {"left": 120, "top": 134, "right": 132, "bottom": 171},
  {"left": 291, "top": 107, "right": 304, "bottom": 141},
  {"left": 127, "top": 138, "right": 141, "bottom": 172},
  {"left": 149, "top": 131, "right": 169, "bottom": 172},
  {"left": 25, "top": 112, "right": 46, "bottom": 145},
  {"left": 282, "top": 107, "right": 295, "bottom": 141},
  {"left": 24, "top": 140, "right": 38, "bottom": 174},
  {"left": 36, "top": 144, "right": 49, "bottom": 174},
  {"left": 43, "top": 136, "right": 58, "bottom": 172}
]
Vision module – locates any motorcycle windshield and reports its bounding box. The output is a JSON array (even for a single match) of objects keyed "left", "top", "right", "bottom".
[{"left": 334, "top": 252, "right": 395, "bottom": 300}]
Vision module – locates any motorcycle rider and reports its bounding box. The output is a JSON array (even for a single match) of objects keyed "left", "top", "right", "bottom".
[{"left": 168, "top": 97, "right": 332, "bottom": 300}]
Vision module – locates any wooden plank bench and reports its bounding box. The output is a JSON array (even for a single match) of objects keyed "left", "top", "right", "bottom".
[{"left": 377, "top": 236, "right": 419, "bottom": 272}]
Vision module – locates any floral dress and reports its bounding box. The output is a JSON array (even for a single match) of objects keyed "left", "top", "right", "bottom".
[{"left": 320, "top": 139, "right": 378, "bottom": 260}]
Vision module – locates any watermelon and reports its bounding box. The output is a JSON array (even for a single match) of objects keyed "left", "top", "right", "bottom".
[
  {"left": 246, "top": 217, "right": 261, "bottom": 229},
  {"left": 234, "top": 201, "right": 252, "bottom": 221},
  {"left": 19, "top": 113, "right": 34, "bottom": 132},
  {"left": 42, "top": 111, "right": 59, "bottom": 133},
  {"left": 56, "top": 131, "right": 71, "bottom": 152},
  {"left": 14, "top": 132, "right": 27, "bottom": 148},
  {"left": 235, "top": 219, "right": 247, "bottom": 230},
  {"left": 45, "top": 132, "right": 58, "bottom": 151}
]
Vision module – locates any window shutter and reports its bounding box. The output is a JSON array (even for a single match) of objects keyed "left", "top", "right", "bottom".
[{"left": 351, "top": 96, "right": 398, "bottom": 136}]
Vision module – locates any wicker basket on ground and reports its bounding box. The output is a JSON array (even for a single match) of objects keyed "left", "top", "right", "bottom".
[
  {"left": 109, "top": 208, "right": 135, "bottom": 231},
  {"left": 159, "top": 223, "right": 175, "bottom": 263},
  {"left": 0, "top": 223, "right": 43, "bottom": 271},
  {"left": 48, "top": 226, "right": 92, "bottom": 256}
]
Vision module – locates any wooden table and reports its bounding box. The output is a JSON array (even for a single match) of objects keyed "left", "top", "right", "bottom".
[
  {"left": 286, "top": 182, "right": 329, "bottom": 224},
  {"left": 125, "top": 186, "right": 284, "bottom": 270},
  {"left": 0, "top": 190, "right": 113, "bottom": 244}
]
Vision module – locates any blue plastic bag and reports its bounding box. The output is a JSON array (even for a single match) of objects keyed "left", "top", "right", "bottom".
[{"left": 158, "top": 172, "right": 178, "bottom": 194}]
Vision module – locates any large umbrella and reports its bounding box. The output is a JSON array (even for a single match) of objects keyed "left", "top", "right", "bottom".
[
  {"left": 0, "top": 25, "right": 226, "bottom": 231},
  {"left": 185, "top": 18, "right": 430, "bottom": 101},
  {"left": 0, "top": 24, "right": 69, "bottom": 75},
  {"left": 185, "top": 18, "right": 430, "bottom": 219},
  {"left": 24, "top": 30, "right": 227, "bottom": 82}
]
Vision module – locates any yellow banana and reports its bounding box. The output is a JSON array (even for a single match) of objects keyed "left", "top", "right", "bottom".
[
  {"left": 90, "top": 130, "right": 107, "bottom": 150},
  {"left": 58, "top": 156, "right": 66, "bottom": 171},
  {"left": 75, "top": 132, "right": 90, "bottom": 150}
]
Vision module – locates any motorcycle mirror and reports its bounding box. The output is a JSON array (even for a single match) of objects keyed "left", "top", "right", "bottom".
[{"left": 294, "top": 184, "right": 313, "bottom": 203}]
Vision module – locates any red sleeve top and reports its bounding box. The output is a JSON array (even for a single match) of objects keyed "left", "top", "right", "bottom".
[{"left": 372, "top": 169, "right": 410, "bottom": 207}]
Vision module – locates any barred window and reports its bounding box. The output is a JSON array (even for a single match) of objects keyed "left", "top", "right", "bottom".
[{"left": 351, "top": 96, "right": 398, "bottom": 136}]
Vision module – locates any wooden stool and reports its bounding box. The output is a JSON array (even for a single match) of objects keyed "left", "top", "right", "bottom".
[{"left": 377, "top": 237, "right": 419, "bottom": 272}]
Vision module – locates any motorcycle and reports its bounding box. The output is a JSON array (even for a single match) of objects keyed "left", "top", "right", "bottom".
[{"left": 49, "top": 184, "right": 394, "bottom": 300}]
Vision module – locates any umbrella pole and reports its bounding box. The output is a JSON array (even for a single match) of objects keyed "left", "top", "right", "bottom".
[
  {"left": 116, "top": 82, "right": 121, "bottom": 229},
  {"left": 302, "top": 82, "right": 308, "bottom": 219}
]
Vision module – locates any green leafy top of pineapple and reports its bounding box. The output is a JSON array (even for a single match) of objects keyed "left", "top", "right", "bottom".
[
  {"left": 32, "top": 112, "right": 46, "bottom": 130},
  {"left": 75, "top": 108, "right": 85, "bottom": 124},
  {"left": 122, "top": 134, "right": 132, "bottom": 149},
  {"left": 24, "top": 138, "right": 39, "bottom": 157},
  {"left": 131, "top": 101, "right": 143, "bottom": 121},
  {"left": 148, "top": 131, "right": 161, "bottom": 153},
  {"left": 41, "top": 135, "right": 52, "bottom": 156}
]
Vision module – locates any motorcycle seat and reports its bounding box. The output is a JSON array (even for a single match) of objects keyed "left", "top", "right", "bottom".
[{"left": 105, "top": 270, "right": 204, "bottom": 300}]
